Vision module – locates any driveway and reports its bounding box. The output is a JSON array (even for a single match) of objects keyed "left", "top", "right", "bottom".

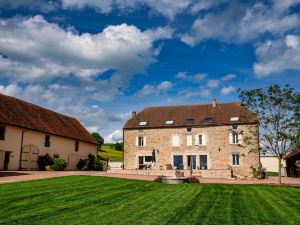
[{"left": 0, "top": 171, "right": 299, "bottom": 186}]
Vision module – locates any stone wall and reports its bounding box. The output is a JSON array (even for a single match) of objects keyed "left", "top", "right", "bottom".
[{"left": 123, "top": 124, "right": 259, "bottom": 178}]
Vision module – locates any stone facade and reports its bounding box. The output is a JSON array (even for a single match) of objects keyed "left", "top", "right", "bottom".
[{"left": 123, "top": 124, "right": 260, "bottom": 178}]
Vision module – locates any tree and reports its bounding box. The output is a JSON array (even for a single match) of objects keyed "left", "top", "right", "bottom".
[
  {"left": 91, "top": 133, "right": 104, "bottom": 149},
  {"left": 114, "top": 142, "right": 123, "bottom": 151},
  {"left": 239, "top": 85, "right": 300, "bottom": 184}
]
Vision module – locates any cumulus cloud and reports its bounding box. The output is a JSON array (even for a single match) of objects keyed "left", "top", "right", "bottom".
[
  {"left": 220, "top": 73, "right": 236, "bottom": 81},
  {"left": 220, "top": 85, "right": 235, "bottom": 96},
  {"left": 179, "top": 88, "right": 211, "bottom": 98},
  {"left": 176, "top": 71, "right": 207, "bottom": 82},
  {"left": 62, "top": 0, "right": 192, "bottom": 19},
  {"left": 0, "top": 15, "right": 172, "bottom": 83},
  {"left": 137, "top": 81, "right": 173, "bottom": 96},
  {"left": 206, "top": 80, "right": 220, "bottom": 88},
  {"left": 254, "top": 35, "right": 300, "bottom": 77},
  {"left": 181, "top": 1, "right": 300, "bottom": 46},
  {"left": 0, "top": 0, "right": 58, "bottom": 12},
  {"left": 105, "top": 130, "right": 123, "bottom": 143}
]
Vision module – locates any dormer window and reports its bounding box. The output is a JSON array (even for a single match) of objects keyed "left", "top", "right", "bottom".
[
  {"left": 139, "top": 121, "right": 147, "bottom": 126},
  {"left": 204, "top": 118, "right": 213, "bottom": 124},
  {"left": 165, "top": 120, "right": 174, "bottom": 125},
  {"left": 230, "top": 116, "right": 239, "bottom": 122},
  {"left": 185, "top": 119, "right": 195, "bottom": 125}
]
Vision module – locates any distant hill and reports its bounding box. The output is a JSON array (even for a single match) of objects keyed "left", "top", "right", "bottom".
[{"left": 98, "top": 144, "right": 123, "bottom": 162}]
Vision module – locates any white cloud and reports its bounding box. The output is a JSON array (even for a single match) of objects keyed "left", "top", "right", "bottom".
[
  {"left": 220, "top": 73, "right": 236, "bottom": 81},
  {"left": 181, "top": 1, "right": 300, "bottom": 46},
  {"left": 105, "top": 130, "right": 123, "bottom": 143},
  {"left": 207, "top": 80, "right": 220, "bottom": 88},
  {"left": 0, "top": 16, "right": 172, "bottom": 84},
  {"left": 220, "top": 85, "right": 235, "bottom": 96},
  {"left": 254, "top": 35, "right": 300, "bottom": 77},
  {"left": 0, "top": 0, "right": 58, "bottom": 12},
  {"left": 179, "top": 88, "right": 211, "bottom": 98},
  {"left": 137, "top": 81, "right": 173, "bottom": 96},
  {"left": 0, "top": 83, "right": 22, "bottom": 96},
  {"left": 62, "top": 0, "right": 192, "bottom": 19},
  {"left": 176, "top": 71, "right": 207, "bottom": 81}
]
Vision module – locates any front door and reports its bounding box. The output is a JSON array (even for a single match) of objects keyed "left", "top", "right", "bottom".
[
  {"left": 200, "top": 155, "right": 208, "bottom": 170},
  {"left": 187, "top": 155, "right": 196, "bottom": 169},
  {"left": 4, "top": 151, "right": 10, "bottom": 170},
  {"left": 21, "top": 145, "right": 39, "bottom": 170}
]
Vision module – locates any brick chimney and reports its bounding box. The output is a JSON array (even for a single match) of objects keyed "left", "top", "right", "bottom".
[
  {"left": 212, "top": 99, "right": 217, "bottom": 108},
  {"left": 132, "top": 111, "right": 137, "bottom": 118}
]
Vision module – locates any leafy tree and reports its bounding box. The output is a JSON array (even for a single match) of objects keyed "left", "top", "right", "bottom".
[
  {"left": 91, "top": 133, "right": 104, "bottom": 147},
  {"left": 239, "top": 84, "right": 300, "bottom": 184},
  {"left": 114, "top": 142, "right": 123, "bottom": 151}
]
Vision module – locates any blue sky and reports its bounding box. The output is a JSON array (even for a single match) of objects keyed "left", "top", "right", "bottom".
[{"left": 0, "top": 0, "right": 300, "bottom": 142}]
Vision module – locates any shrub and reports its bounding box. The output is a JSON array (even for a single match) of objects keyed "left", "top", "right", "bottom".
[
  {"left": 87, "top": 154, "right": 96, "bottom": 170},
  {"left": 154, "top": 176, "right": 165, "bottom": 183},
  {"left": 251, "top": 165, "right": 266, "bottom": 179},
  {"left": 37, "top": 154, "right": 53, "bottom": 171},
  {"left": 185, "top": 177, "right": 200, "bottom": 184},
  {"left": 50, "top": 158, "right": 68, "bottom": 171},
  {"left": 77, "top": 159, "right": 86, "bottom": 170},
  {"left": 93, "top": 159, "right": 103, "bottom": 171},
  {"left": 45, "top": 165, "right": 53, "bottom": 171}
]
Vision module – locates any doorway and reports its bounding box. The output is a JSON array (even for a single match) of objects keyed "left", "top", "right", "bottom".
[
  {"left": 187, "top": 155, "right": 196, "bottom": 169},
  {"left": 4, "top": 151, "right": 10, "bottom": 170},
  {"left": 20, "top": 145, "right": 39, "bottom": 170}
]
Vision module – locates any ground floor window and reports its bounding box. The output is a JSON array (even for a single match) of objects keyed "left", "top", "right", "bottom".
[
  {"left": 138, "top": 156, "right": 152, "bottom": 169},
  {"left": 187, "top": 155, "right": 196, "bottom": 169},
  {"left": 232, "top": 154, "right": 240, "bottom": 166},
  {"left": 173, "top": 155, "right": 183, "bottom": 170},
  {"left": 200, "top": 155, "right": 208, "bottom": 170}
]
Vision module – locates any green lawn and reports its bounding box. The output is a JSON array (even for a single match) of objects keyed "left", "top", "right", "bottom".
[
  {"left": 98, "top": 144, "right": 123, "bottom": 161},
  {"left": 0, "top": 176, "right": 300, "bottom": 225}
]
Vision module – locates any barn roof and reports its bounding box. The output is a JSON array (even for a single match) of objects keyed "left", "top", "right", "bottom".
[{"left": 0, "top": 93, "right": 98, "bottom": 145}]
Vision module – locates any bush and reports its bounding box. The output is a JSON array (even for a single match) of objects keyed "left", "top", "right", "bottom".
[
  {"left": 87, "top": 154, "right": 96, "bottom": 170},
  {"left": 77, "top": 159, "right": 86, "bottom": 170},
  {"left": 154, "top": 176, "right": 165, "bottom": 183},
  {"left": 93, "top": 160, "right": 103, "bottom": 171},
  {"left": 251, "top": 165, "right": 266, "bottom": 179},
  {"left": 187, "top": 177, "right": 200, "bottom": 184},
  {"left": 50, "top": 158, "right": 68, "bottom": 171},
  {"left": 45, "top": 165, "right": 53, "bottom": 171},
  {"left": 37, "top": 154, "right": 53, "bottom": 171}
]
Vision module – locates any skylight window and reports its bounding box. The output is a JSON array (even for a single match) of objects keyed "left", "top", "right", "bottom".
[
  {"left": 230, "top": 116, "right": 239, "bottom": 122},
  {"left": 185, "top": 119, "right": 195, "bottom": 125},
  {"left": 165, "top": 120, "right": 174, "bottom": 125},
  {"left": 204, "top": 118, "right": 213, "bottom": 124},
  {"left": 139, "top": 121, "right": 147, "bottom": 126}
]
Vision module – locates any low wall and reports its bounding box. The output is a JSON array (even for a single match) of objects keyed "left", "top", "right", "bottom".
[
  {"left": 107, "top": 169, "right": 232, "bottom": 178},
  {"left": 108, "top": 162, "right": 123, "bottom": 170}
]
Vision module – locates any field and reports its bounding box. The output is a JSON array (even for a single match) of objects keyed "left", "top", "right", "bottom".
[
  {"left": 0, "top": 176, "right": 300, "bottom": 225},
  {"left": 98, "top": 144, "right": 123, "bottom": 161}
]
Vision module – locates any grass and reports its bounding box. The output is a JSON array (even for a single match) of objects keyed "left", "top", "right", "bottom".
[
  {"left": 98, "top": 144, "right": 123, "bottom": 161},
  {"left": 267, "top": 171, "right": 279, "bottom": 176},
  {"left": 0, "top": 176, "right": 300, "bottom": 225}
]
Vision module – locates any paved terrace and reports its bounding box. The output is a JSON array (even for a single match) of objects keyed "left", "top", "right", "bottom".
[{"left": 0, "top": 171, "right": 299, "bottom": 186}]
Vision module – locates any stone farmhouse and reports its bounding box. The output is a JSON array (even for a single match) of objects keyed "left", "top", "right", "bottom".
[
  {"left": 123, "top": 99, "right": 260, "bottom": 178},
  {"left": 0, "top": 93, "right": 98, "bottom": 171}
]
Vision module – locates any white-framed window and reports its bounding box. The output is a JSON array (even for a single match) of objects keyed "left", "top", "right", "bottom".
[
  {"left": 230, "top": 116, "right": 239, "bottom": 122},
  {"left": 136, "top": 136, "right": 146, "bottom": 147},
  {"left": 229, "top": 132, "right": 242, "bottom": 144},
  {"left": 186, "top": 135, "right": 192, "bottom": 146},
  {"left": 139, "top": 121, "right": 147, "bottom": 126},
  {"left": 165, "top": 120, "right": 174, "bottom": 125},
  {"left": 232, "top": 154, "right": 240, "bottom": 166},
  {"left": 172, "top": 135, "right": 180, "bottom": 147},
  {"left": 195, "top": 134, "right": 206, "bottom": 146}
]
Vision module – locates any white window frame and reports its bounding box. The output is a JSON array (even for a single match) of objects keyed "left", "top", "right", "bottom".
[
  {"left": 139, "top": 121, "right": 147, "bottom": 126},
  {"left": 195, "top": 134, "right": 206, "bottom": 146},
  {"left": 232, "top": 153, "right": 240, "bottom": 166},
  {"left": 230, "top": 132, "right": 241, "bottom": 144},
  {"left": 136, "top": 136, "right": 146, "bottom": 147},
  {"left": 186, "top": 135, "right": 192, "bottom": 146},
  {"left": 230, "top": 116, "right": 239, "bottom": 122},
  {"left": 165, "top": 120, "right": 174, "bottom": 125}
]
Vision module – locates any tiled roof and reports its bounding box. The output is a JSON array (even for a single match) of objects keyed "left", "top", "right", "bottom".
[
  {"left": 0, "top": 93, "right": 98, "bottom": 145},
  {"left": 124, "top": 101, "right": 258, "bottom": 129},
  {"left": 284, "top": 149, "right": 300, "bottom": 159}
]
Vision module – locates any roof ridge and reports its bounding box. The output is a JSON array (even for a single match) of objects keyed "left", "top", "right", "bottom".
[
  {"left": 144, "top": 101, "right": 241, "bottom": 109},
  {"left": 0, "top": 93, "right": 76, "bottom": 120}
]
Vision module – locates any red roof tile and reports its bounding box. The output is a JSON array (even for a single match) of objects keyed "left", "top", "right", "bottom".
[
  {"left": 284, "top": 149, "right": 300, "bottom": 159},
  {"left": 124, "top": 102, "right": 258, "bottom": 129},
  {"left": 0, "top": 93, "right": 98, "bottom": 145}
]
